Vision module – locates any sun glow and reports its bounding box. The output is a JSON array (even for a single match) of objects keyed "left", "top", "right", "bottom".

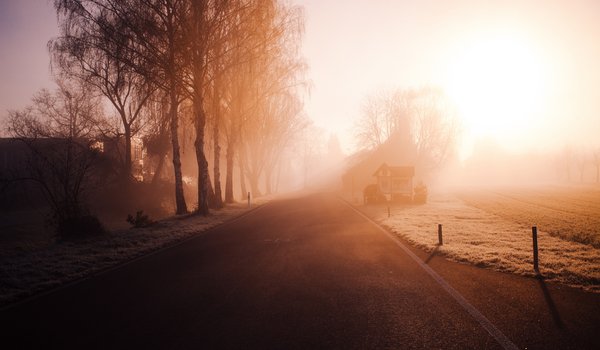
[{"left": 444, "top": 31, "right": 549, "bottom": 156}]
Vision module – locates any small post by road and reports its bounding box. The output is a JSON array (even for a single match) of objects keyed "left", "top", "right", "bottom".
[
  {"left": 387, "top": 206, "right": 390, "bottom": 218},
  {"left": 438, "top": 224, "right": 443, "bottom": 245},
  {"left": 247, "top": 192, "right": 251, "bottom": 208},
  {"left": 532, "top": 226, "right": 539, "bottom": 273}
]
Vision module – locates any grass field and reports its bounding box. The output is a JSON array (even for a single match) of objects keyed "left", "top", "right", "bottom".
[
  {"left": 457, "top": 185, "right": 600, "bottom": 248},
  {"left": 359, "top": 185, "right": 600, "bottom": 293}
]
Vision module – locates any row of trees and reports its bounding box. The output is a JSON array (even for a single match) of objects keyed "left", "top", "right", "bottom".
[
  {"left": 4, "top": 0, "right": 308, "bottom": 234},
  {"left": 555, "top": 146, "right": 600, "bottom": 183},
  {"left": 352, "top": 87, "right": 600, "bottom": 186}
]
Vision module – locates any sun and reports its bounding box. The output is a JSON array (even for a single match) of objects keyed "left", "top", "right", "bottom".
[{"left": 444, "top": 31, "right": 548, "bottom": 151}]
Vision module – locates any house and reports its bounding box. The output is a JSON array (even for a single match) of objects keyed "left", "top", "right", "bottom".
[
  {"left": 96, "top": 136, "right": 145, "bottom": 181},
  {"left": 341, "top": 131, "right": 417, "bottom": 200},
  {"left": 373, "top": 163, "right": 414, "bottom": 201},
  {"left": 0, "top": 138, "right": 89, "bottom": 209},
  {"left": 0, "top": 137, "right": 123, "bottom": 209}
]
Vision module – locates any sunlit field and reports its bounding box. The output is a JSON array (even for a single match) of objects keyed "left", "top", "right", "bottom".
[
  {"left": 458, "top": 185, "right": 600, "bottom": 248},
  {"left": 359, "top": 185, "right": 600, "bottom": 292}
]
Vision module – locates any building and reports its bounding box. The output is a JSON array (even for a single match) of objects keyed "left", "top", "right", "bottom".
[
  {"left": 373, "top": 163, "right": 415, "bottom": 201},
  {"left": 341, "top": 131, "right": 417, "bottom": 200}
]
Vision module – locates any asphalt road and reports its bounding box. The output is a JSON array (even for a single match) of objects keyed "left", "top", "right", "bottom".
[{"left": 1, "top": 193, "right": 599, "bottom": 349}]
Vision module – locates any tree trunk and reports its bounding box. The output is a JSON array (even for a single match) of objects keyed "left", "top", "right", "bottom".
[
  {"left": 124, "top": 123, "right": 132, "bottom": 182},
  {"left": 169, "top": 89, "right": 188, "bottom": 215},
  {"left": 151, "top": 154, "right": 165, "bottom": 185},
  {"left": 225, "top": 136, "right": 235, "bottom": 203},
  {"left": 212, "top": 101, "right": 223, "bottom": 209},
  {"left": 248, "top": 171, "right": 261, "bottom": 198},
  {"left": 239, "top": 156, "right": 247, "bottom": 200},
  {"left": 194, "top": 97, "right": 210, "bottom": 216},
  {"left": 264, "top": 167, "right": 272, "bottom": 195},
  {"left": 207, "top": 170, "right": 217, "bottom": 209},
  {"left": 275, "top": 160, "right": 282, "bottom": 193}
]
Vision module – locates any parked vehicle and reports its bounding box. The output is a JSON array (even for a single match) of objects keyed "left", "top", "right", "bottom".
[{"left": 363, "top": 184, "right": 386, "bottom": 204}]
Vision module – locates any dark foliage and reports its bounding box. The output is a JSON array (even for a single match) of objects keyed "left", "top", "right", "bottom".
[
  {"left": 56, "top": 214, "right": 105, "bottom": 240},
  {"left": 126, "top": 210, "right": 154, "bottom": 228}
]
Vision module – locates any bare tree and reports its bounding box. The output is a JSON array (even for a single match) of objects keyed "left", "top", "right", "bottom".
[
  {"left": 50, "top": 5, "right": 155, "bottom": 182},
  {"left": 354, "top": 94, "right": 387, "bottom": 150},
  {"left": 5, "top": 80, "right": 106, "bottom": 238},
  {"left": 236, "top": 1, "right": 308, "bottom": 196},
  {"left": 187, "top": 0, "right": 237, "bottom": 211},
  {"left": 51, "top": 0, "right": 308, "bottom": 214},
  {"left": 575, "top": 150, "right": 587, "bottom": 183},
  {"left": 54, "top": 0, "right": 192, "bottom": 214},
  {"left": 184, "top": 0, "right": 307, "bottom": 210},
  {"left": 297, "top": 123, "right": 325, "bottom": 188},
  {"left": 141, "top": 92, "right": 171, "bottom": 184},
  {"left": 411, "top": 87, "right": 459, "bottom": 173},
  {"left": 354, "top": 87, "right": 459, "bottom": 177},
  {"left": 561, "top": 146, "right": 573, "bottom": 182},
  {"left": 354, "top": 89, "right": 414, "bottom": 151},
  {"left": 8, "top": 80, "right": 103, "bottom": 139},
  {"left": 219, "top": 1, "right": 265, "bottom": 203}
]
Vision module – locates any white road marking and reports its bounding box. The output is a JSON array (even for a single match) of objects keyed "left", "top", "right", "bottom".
[{"left": 342, "top": 199, "right": 520, "bottom": 350}]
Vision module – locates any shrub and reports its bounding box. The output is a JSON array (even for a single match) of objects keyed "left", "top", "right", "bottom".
[
  {"left": 414, "top": 183, "right": 428, "bottom": 204},
  {"left": 56, "top": 214, "right": 105, "bottom": 240},
  {"left": 126, "top": 210, "right": 154, "bottom": 228}
]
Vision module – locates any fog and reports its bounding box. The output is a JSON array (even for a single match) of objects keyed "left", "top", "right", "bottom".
[
  {"left": 1, "top": 3, "right": 600, "bottom": 344},
  {"left": 297, "top": 0, "right": 600, "bottom": 161},
  {"left": 1, "top": 0, "right": 599, "bottom": 226}
]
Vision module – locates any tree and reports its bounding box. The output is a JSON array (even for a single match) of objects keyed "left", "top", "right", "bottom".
[
  {"left": 353, "top": 87, "right": 459, "bottom": 177},
  {"left": 219, "top": 1, "right": 266, "bottom": 203},
  {"left": 141, "top": 92, "right": 172, "bottom": 184},
  {"left": 54, "top": 0, "right": 192, "bottom": 214},
  {"left": 51, "top": 0, "right": 309, "bottom": 215},
  {"left": 50, "top": 5, "right": 155, "bottom": 182},
  {"left": 560, "top": 146, "right": 573, "bottom": 182},
  {"left": 235, "top": 0, "right": 308, "bottom": 196},
  {"left": 4, "top": 79, "right": 106, "bottom": 238},
  {"left": 187, "top": 0, "right": 225, "bottom": 215},
  {"left": 411, "top": 87, "right": 459, "bottom": 173},
  {"left": 575, "top": 150, "right": 587, "bottom": 183},
  {"left": 297, "top": 123, "right": 325, "bottom": 188},
  {"left": 8, "top": 79, "right": 103, "bottom": 139}
]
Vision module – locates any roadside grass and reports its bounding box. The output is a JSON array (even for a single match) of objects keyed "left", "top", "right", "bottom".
[
  {"left": 0, "top": 200, "right": 267, "bottom": 308},
  {"left": 358, "top": 189, "right": 600, "bottom": 293}
]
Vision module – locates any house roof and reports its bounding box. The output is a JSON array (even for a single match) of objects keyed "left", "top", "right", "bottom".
[{"left": 373, "top": 163, "right": 415, "bottom": 177}]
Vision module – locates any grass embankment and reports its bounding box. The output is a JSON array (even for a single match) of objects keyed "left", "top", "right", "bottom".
[
  {"left": 0, "top": 201, "right": 265, "bottom": 308},
  {"left": 360, "top": 186, "right": 600, "bottom": 293}
]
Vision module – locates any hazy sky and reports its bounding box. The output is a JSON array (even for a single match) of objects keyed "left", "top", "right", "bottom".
[
  {"left": 297, "top": 0, "right": 600, "bottom": 157},
  {"left": 1, "top": 0, "right": 599, "bottom": 157},
  {"left": 0, "top": 0, "right": 58, "bottom": 117}
]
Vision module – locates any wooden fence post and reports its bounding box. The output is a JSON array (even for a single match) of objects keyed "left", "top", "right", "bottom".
[
  {"left": 532, "top": 226, "right": 539, "bottom": 273},
  {"left": 438, "top": 224, "right": 443, "bottom": 245}
]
